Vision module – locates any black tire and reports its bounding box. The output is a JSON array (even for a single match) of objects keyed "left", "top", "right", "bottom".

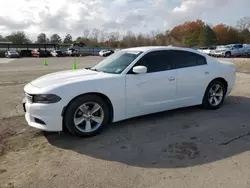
[
  {"left": 64, "top": 94, "right": 110, "bottom": 137},
  {"left": 202, "top": 80, "right": 226, "bottom": 110},
  {"left": 225, "top": 52, "right": 231, "bottom": 58}
]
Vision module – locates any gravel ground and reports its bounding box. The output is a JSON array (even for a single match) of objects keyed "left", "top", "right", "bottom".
[{"left": 0, "top": 57, "right": 250, "bottom": 188}]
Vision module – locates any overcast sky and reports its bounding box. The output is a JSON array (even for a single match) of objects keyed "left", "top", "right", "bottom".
[{"left": 0, "top": 0, "right": 250, "bottom": 40}]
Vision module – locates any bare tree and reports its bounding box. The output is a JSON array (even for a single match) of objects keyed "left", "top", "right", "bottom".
[
  {"left": 109, "top": 31, "right": 120, "bottom": 42},
  {"left": 99, "top": 30, "right": 105, "bottom": 42},
  {"left": 91, "top": 28, "right": 100, "bottom": 42},
  {"left": 115, "top": 32, "right": 121, "bottom": 41},
  {"left": 236, "top": 17, "right": 250, "bottom": 31},
  {"left": 122, "top": 30, "right": 137, "bottom": 47},
  {"left": 136, "top": 33, "right": 145, "bottom": 46},
  {"left": 83, "top": 29, "right": 90, "bottom": 39},
  {"left": 99, "top": 29, "right": 109, "bottom": 42}
]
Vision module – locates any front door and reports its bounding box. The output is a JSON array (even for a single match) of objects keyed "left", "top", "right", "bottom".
[{"left": 125, "top": 50, "right": 178, "bottom": 117}]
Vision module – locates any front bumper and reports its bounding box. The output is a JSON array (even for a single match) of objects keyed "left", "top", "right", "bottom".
[
  {"left": 9, "top": 55, "right": 20, "bottom": 58},
  {"left": 22, "top": 97, "right": 63, "bottom": 132},
  {"left": 211, "top": 52, "right": 226, "bottom": 57}
]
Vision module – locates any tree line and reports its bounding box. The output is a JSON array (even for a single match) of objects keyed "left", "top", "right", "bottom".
[{"left": 0, "top": 17, "right": 250, "bottom": 48}]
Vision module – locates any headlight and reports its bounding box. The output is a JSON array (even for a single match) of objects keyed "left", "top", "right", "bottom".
[{"left": 33, "top": 94, "right": 61, "bottom": 103}]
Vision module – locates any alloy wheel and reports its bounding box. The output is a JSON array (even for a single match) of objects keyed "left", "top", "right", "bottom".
[
  {"left": 73, "top": 102, "right": 104, "bottom": 133},
  {"left": 208, "top": 84, "right": 224, "bottom": 106}
]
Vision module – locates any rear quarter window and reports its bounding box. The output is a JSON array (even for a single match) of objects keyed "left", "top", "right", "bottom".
[{"left": 171, "top": 50, "right": 207, "bottom": 69}]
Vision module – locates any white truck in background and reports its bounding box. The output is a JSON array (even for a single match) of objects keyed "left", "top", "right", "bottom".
[
  {"left": 197, "top": 46, "right": 216, "bottom": 55},
  {"left": 211, "top": 44, "right": 250, "bottom": 58},
  {"left": 65, "top": 48, "right": 80, "bottom": 57}
]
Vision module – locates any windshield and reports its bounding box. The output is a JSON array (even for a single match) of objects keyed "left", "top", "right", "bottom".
[
  {"left": 225, "top": 45, "right": 233, "bottom": 49},
  {"left": 9, "top": 51, "right": 17, "bottom": 54},
  {"left": 91, "top": 50, "right": 143, "bottom": 74}
]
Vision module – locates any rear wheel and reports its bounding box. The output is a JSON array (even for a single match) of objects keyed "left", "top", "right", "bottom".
[
  {"left": 202, "top": 80, "right": 226, "bottom": 109},
  {"left": 64, "top": 95, "right": 110, "bottom": 137}
]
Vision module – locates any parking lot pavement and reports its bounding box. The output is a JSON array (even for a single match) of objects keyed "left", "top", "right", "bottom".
[
  {"left": 0, "top": 57, "right": 250, "bottom": 188},
  {"left": 0, "top": 57, "right": 103, "bottom": 118},
  {"left": 0, "top": 56, "right": 104, "bottom": 72},
  {"left": 0, "top": 58, "right": 15, "bottom": 64}
]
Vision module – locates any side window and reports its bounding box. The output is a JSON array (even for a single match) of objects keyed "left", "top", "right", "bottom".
[
  {"left": 172, "top": 50, "right": 207, "bottom": 69},
  {"left": 238, "top": 45, "right": 243, "bottom": 48},
  {"left": 233, "top": 45, "right": 238, "bottom": 49},
  {"left": 133, "top": 50, "right": 174, "bottom": 73}
]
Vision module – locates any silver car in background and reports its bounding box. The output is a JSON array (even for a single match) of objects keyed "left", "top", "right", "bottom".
[{"left": 5, "top": 51, "right": 20, "bottom": 58}]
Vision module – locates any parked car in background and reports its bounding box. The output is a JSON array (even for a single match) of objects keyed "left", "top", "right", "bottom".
[
  {"left": 31, "top": 49, "right": 50, "bottom": 57},
  {"left": 198, "top": 46, "right": 216, "bottom": 55},
  {"left": 31, "top": 49, "right": 40, "bottom": 57},
  {"left": 211, "top": 44, "right": 245, "bottom": 58},
  {"left": 23, "top": 46, "right": 236, "bottom": 137},
  {"left": 65, "top": 48, "right": 80, "bottom": 56},
  {"left": 5, "top": 51, "right": 20, "bottom": 58},
  {"left": 51, "top": 50, "right": 65, "bottom": 57},
  {"left": 114, "top": 49, "right": 121, "bottom": 53},
  {"left": 99, "top": 49, "right": 114, "bottom": 57},
  {"left": 19, "top": 50, "right": 32, "bottom": 57}
]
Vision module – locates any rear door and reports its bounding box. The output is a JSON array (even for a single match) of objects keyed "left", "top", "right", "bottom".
[
  {"left": 171, "top": 50, "right": 211, "bottom": 107},
  {"left": 238, "top": 44, "right": 244, "bottom": 55}
]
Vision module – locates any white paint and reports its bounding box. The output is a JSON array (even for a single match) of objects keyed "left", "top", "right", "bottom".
[{"left": 23, "top": 46, "right": 236, "bottom": 132}]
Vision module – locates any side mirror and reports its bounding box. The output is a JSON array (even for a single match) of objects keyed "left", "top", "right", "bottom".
[{"left": 132, "top": 66, "right": 147, "bottom": 74}]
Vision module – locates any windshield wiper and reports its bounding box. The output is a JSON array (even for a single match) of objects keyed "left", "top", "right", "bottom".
[
  {"left": 85, "top": 67, "right": 102, "bottom": 72},
  {"left": 90, "top": 68, "right": 103, "bottom": 72}
]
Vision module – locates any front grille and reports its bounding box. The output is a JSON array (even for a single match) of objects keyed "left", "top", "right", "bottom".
[{"left": 25, "top": 93, "right": 33, "bottom": 103}]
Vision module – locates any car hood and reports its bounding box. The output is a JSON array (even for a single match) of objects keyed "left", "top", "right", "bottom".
[{"left": 30, "top": 69, "right": 112, "bottom": 89}]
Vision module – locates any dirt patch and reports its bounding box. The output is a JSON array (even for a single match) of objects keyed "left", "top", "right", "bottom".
[
  {"left": 0, "top": 116, "right": 42, "bottom": 157},
  {"left": 218, "top": 58, "right": 250, "bottom": 71},
  {"left": 0, "top": 81, "right": 29, "bottom": 87}
]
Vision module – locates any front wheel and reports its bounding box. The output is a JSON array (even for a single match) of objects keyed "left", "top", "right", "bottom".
[
  {"left": 64, "top": 95, "right": 110, "bottom": 137},
  {"left": 225, "top": 52, "right": 231, "bottom": 58},
  {"left": 202, "top": 80, "right": 226, "bottom": 110}
]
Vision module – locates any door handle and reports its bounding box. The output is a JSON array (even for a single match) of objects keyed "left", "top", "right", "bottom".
[
  {"left": 168, "top": 77, "right": 175, "bottom": 81},
  {"left": 204, "top": 71, "right": 209, "bottom": 75}
]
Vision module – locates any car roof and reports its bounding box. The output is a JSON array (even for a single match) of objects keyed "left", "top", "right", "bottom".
[{"left": 122, "top": 46, "right": 204, "bottom": 54}]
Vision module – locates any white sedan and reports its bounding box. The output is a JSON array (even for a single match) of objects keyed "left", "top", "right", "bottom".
[
  {"left": 99, "top": 49, "right": 114, "bottom": 57},
  {"left": 23, "top": 46, "right": 236, "bottom": 137}
]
